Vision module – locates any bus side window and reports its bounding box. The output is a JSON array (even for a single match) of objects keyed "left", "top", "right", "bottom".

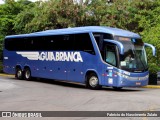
[
  {"left": 93, "top": 33, "right": 103, "bottom": 50},
  {"left": 74, "top": 33, "right": 95, "bottom": 54},
  {"left": 45, "top": 35, "right": 63, "bottom": 50},
  {"left": 93, "top": 33, "right": 113, "bottom": 50},
  {"left": 62, "top": 34, "right": 74, "bottom": 50},
  {"left": 5, "top": 38, "right": 25, "bottom": 51},
  {"left": 23, "top": 37, "right": 44, "bottom": 51},
  {"left": 45, "top": 35, "right": 74, "bottom": 51},
  {"left": 105, "top": 45, "right": 117, "bottom": 66}
]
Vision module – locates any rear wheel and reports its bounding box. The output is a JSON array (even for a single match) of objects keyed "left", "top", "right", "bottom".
[
  {"left": 86, "top": 73, "right": 102, "bottom": 90},
  {"left": 15, "top": 68, "right": 23, "bottom": 80},
  {"left": 24, "top": 68, "right": 32, "bottom": 81}
]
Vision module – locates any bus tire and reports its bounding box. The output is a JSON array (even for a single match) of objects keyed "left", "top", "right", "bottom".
[
  {"left": 24, "top": 68, "right": 32, "bottom": 81},
  {"left": 86, "top": 73, "right": 102, "bottom": 90},
  {"left": 15, "top": 68, "right": 23, "bottom": 80}
]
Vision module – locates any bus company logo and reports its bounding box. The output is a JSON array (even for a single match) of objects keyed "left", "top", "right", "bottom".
[{"left": 16, "top": 52, "right": 83, "bottom": 62}]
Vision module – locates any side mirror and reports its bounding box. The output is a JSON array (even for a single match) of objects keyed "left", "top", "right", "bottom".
[{"left": 144, "top": 43, "right": 156, "bottom": 56}]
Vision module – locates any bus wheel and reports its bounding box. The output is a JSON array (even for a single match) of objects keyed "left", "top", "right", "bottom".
[
  {"left": 24, "top": 68, "right": 32, "bottom": 81},
  {"left": 86, "top": 73, "right": 101, "bottom": 90},
  {"left": 15, "top": 68, "right": 23, "bottom": 80}
]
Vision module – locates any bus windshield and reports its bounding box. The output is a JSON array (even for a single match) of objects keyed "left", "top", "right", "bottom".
[{"left": 115, "top": 36, "right": 148, "bottom": 72}]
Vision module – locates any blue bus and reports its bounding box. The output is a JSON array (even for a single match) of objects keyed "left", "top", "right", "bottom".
[{"left": 3, "top": 26, "right": 156, "bottom": 89}]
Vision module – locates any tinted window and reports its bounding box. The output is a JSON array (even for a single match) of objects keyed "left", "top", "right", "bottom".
[
  {"left": 44, "top": 34, "right": 74, "bottom": 50},
  {"left": 5, "top": 37, "right": 44, "bottom": 51},
  {"left": 74, "top": 33, "right": 95, "bottom": 54},
  {"left": 93, "top": 33, "right": 113, "bottom": 48},
  {"left": 24, "top": 37, "right": 44, "bottom": 50},
  {"left": 5, "top": 33, "right": 95, "bottom": 54},
  {"left": 5, "top": 38, "right": 25, "bottom": 51}
]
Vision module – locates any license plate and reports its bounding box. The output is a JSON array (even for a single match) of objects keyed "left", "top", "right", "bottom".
[{"left": 136, "top": 82, "right": 141, "bottom": 85}]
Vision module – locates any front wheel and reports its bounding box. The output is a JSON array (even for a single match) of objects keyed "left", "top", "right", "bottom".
[
  {"left": 86, "top": 73, "right": 102, "bottom": 90},
  {"left": 24, "top": 68, "right": 32, "bottom": 81}
]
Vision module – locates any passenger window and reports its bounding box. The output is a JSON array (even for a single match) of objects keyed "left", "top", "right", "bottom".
[
  {"left": 74, "top": 33, "right": 95, "bottom": 54},
  {"left": 105, "top": 45, "right": 117, "bottom": 66},
  {"left": 93, "top": 33, "right": 113, "bottom": 50}
]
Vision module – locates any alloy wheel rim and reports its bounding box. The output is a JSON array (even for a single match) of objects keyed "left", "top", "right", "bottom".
[
  {"left": 89, "top": 76, "right": 98, "bottom": 87},
  {"left": 17, "top": 70, "right": 22, "bottom": 78},
  {"left": 25, "top": 70, "right": 30, "bottom": 79}
]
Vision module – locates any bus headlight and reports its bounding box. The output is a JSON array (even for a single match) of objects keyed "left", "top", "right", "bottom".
[
  {"left": 117, "top": 72, "right": 128, "bottom": 79},
  {"left": 117, "top": 72, "right": 149, "bottom": 80}
]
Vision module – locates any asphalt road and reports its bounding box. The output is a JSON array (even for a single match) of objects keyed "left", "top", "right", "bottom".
[{"left": 0, "top": 75, "right": 160, "bottom": 120}]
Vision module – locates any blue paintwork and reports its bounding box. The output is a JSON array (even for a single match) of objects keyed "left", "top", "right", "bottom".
[
  {"left": 104, "top": 67, "right": 149, "bottom": 87},
  {"left": 6, "top": 26, "right": 141, "bottom": 38},
  {"left": 3, "top": 26, "right": 150, "bottom": 87}
]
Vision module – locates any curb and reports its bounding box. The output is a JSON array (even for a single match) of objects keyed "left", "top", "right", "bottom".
[
  {"left": 142, "top": 85, "right": 160, "bottom": 89},
  {"left": 0, "top": 73, "right": 160, "bottom": 88},
  {"left": 0, "top": 73, "right": 14, "bottom": 77}
]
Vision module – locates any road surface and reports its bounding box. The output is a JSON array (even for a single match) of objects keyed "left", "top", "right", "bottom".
[{"left": 0, "top": 76, "right": 160, "bottom": 120}]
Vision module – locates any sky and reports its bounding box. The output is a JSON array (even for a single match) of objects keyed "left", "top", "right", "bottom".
[{"left": 0, "top": 0, "right": 5, "bottom": 4}]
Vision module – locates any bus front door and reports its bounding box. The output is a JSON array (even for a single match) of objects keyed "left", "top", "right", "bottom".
[{"left": 104, "top": 44, "right": 118, "bottom": 86}]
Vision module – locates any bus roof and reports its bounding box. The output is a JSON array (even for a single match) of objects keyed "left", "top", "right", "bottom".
[{"left": 5, "top": 26, "right": 141, "bottom": 39}]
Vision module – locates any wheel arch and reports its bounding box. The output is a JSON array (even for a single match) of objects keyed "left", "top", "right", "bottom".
[
  {"left": 15, "top": 64, "right": 31, "bottom": 71},
  {"left": 24, "top": 65, "right": 31, "bottom": 70},
  {"left": 15, "top": 65, "right": 23, "bottom": 71}
]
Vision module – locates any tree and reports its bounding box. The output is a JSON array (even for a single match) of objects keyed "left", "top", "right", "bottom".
[{"left": 0, "top": 0, "right": 32, "bottom": 61}]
